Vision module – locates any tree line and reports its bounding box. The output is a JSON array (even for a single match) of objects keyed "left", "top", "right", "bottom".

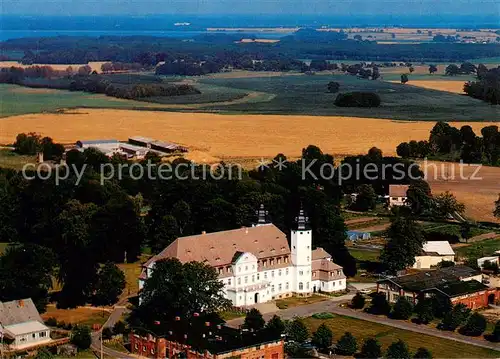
[
  {"left": 464, "top": 66, "right": 500, "bottom": 105},
  {"left": 396, "top": 122, "right": 500, "bottom": 166}
]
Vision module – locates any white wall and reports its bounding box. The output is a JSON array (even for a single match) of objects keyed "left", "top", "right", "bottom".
[
  {"left": 413, "top": 255, "right": 455, "bottom": 269},
  {"left": 291, "top": 229, "right": 312, "bottom": 294}
]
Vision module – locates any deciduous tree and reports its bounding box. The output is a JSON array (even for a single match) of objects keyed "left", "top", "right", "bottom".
[
  {"left": 351, "top": 293, "right": 366, "bottom": 309},
  {"left": 244, "top": 308, "right": 265, "bottom": 332},
  {"left": 91, "top": 262, "right": 126, "bottom": 306}
]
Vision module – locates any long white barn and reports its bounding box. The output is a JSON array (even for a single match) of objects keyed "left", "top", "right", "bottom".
[{"left": 139, "top": 207, "right": 346, "bottom": 307}]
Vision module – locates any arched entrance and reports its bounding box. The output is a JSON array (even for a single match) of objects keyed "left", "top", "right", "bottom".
[{"left": 254, "top": 292, "right": 259, "bottom": 304}]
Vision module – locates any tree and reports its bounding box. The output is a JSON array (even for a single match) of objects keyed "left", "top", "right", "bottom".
[
  {"left": 113, "top": 320, "right": 126, "bottom": 335},
  {"left": 312, "top": 323, "right": 333, "bottom": 350},
  {"left": 13, "top": 132, "right": 41, "bottom": 155},
  {"left": 386, "top": 339, "right": 411, "bottom": 359},
  {"left": 0, "top": 244, "right": 56, "bottom": 313},
  {"left": 372, "top": 67, "right": 380, "bottom": 80},
  {"left": 40, "top": 137, "right": 65, "bottom": 161},
  {"left": 361, "top": 338, "right": 382, "bottom": 358},
  {"left": 91, "top": 262, "right": 126, "bottom": 306},
  {"left": 71, "top": 325, "right": 92, "bottom": 349},
  {"left": 380, "top": 217, "right": 425, "bottom": 273},
  {"left": 401, "top": 74, "right": 409, "bottom": 84},
  {"left": 336, "top": 332, "right": 357, "bottom": 355},
  {"left": 429, "top": 65, "right": 438, "bottom": 74},
  {"left": 486, "top": 320, "right": 500, "bottom": 342},
  {"left": 351, "top": 293, "right": 366, "bottom": 309},
  {"left": 102, "top": 327, "right": 113, "bottom": 340},
  {"left": 327, "top": 81, "right": 340, "bottom": 93},
  {"left": 414, "top": 298, "right": 434, "bottom": 324},
  {"left": 352, "top": 184, "right": 377, "bottom": 211},
  {"left": 244, "top": 308, "right": 265, "bottom": 332},
  {"left": 391, "top": 297, "right": 413, "bottom": 320},
  {"left": 494, "top": 195, "right": 500, "bottom": 218},
  {"left": 288, "top": 318, "right": 309, "bottom": 343},
  {"left": 431, "top": 295, "right": 452, "bottom": 318},
  {"left": 128, "top": 258, "right": 230, "bottom": 333},
  {"left": 409, "top": 66, "right": 415, "bottom": 73},
  {"left": 459, "top": 312, "right": 487, "bottom": 336},
  {"left": 440, "top": 303, "right": 471, "bottom": 331},
  {"left": 368, "top": 292, "right": 391, "bottom": 315},
  {"left": 397, "top": 142, "right": 411, "bottom": 158},
  {"left": 445, "top": 64, "right": 460, "bottom": 76},
  {"left": 406, "top": 180, "right": 433, "bottom": 215},
  {"left": 265, "top": 315, "right": 285, "bottom": 337},
  {"left": 413, "top": 347, "right": 433, "bottom": 359},
  {"left": 150, "top": 215, "right": 180, "bottom": 253},
  {"left": 433, "top": 191, "right": 465, "bottom": 218},
  {"left": 34, "top": 348, "right": 54, "bottom": 359}
]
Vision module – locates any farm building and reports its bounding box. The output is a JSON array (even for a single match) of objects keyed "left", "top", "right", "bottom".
[
  {"left": 413, "top": 241, "right": 455, "bottom": 269},
  {"left": 477, "top": 256, "right": 499, "bottom": 269},
  {"left": 129, "top": 136, "right": 188, "bottom": 153},
  {"left": 347, "top": 231, "right": 371, "bottom": 241},
  {"left": 377, "top": 265, "right": 497, "bottom": 309},
  {"left": 75, "top": 139, "right": 119, "bottom": 156},
  {"left": 387, "top": 184, "right": 409, "bottom": 208}
]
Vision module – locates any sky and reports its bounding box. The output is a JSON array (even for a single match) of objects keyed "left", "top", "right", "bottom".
[{"left": 1, "top": 0, "right": 498, "bottom": 16}]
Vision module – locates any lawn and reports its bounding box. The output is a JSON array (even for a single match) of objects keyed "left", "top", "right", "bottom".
[
  {"left": 454, "top": 238, "right": 500, "bottom": 258},
  {"left": 275, "top": 294, "right": 326, "bottom": 309},
  {"left": 349, "top": 248, "right": 381, "bottom": 262},
  {"left": 303, "top": 315, "right": 499, "bottom": 358},
  {"left": 0, "top": 148, "right": 35, "bottom": 170},
  {"left": 42, "top": 306, "right": 110, "bottom": 327},
  {"left": 117, "top": 260, "right": 145, "bottom": 300}
]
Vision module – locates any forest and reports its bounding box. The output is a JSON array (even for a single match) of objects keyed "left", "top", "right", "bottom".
[{"left": 0, "top": 142, "right": 420, "bottom": 311}]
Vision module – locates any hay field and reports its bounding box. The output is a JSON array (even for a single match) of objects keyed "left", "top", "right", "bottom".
[
  {"left": 0, "top": 108, "right": 493, "bottom": 159},
  {"left": 0, "top": 61, "right": 107, "bottom": 73},
  {"left": 422, "top": 161, "right": 500, "bottom": 223},
  {"left": 389, "top": 80, "right": 466, "bottom": 94}
]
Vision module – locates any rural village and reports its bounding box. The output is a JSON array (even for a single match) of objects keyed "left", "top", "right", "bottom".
[{"left": 0, "top": 4, "right": 500, "bottom": 359}]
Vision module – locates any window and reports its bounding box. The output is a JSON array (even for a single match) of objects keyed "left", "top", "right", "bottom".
[
  {"left": 271, "top": 271, "right": 275, "bottom": 278},
  {"left": 39, "top": 332, "right": 46, "bottom": 338},
  {"left": 270, "top": 259, "right": 274, "bottom": 265},
  {"left": 245, "top": 276, "right": 248, "bottom": 284},
  {"left": 257, "top": 273, "right": 260, "bottom": 280},
  {"left": 313, "top": 272, "right": 316, "bottom": 277},
  {"left": 218, "top": 268, "right": 223, "bottom": 274},
  {"left": 306, "top": 245, "right": 310, "bottom": 249},
  {"left": 299, "top": 270, "right": 303, "bottom": 276},
  {"left": 252, "top": 275, "right": 255, "bottom": 282},
  {"left": 278, "top": 269, "right": 282, "bottom": 276},
  {"left": 245, "top": 265, "right": 248, "bottom": 271},
  {"left": 306, "top": 282, "right": 309, "bottom": 289},
  {"left": 143, "top": 346, "right": 146, "bottom": 352},
  {"left": 332, "top": 281, "right": 336, "bottom": 287},
  {"left": 286, "top": 282, "right": 289, "bottom": 289},
  {"left": 299, "top": 282, "right": 303, "bottom": 290},
  {"left": 285, "top": 257, "right": 288, "bottom": 263},
  {"left": 228, "top": 278, "right": 231, "bottom": 286},
  {"left": 277, "top": 258, "right": 281, "bottom": 264},
  {"left": 239, "top": 296, "right": 242, "bottom": 300},
  {"left": 264, "top": 272, "right": 268, "bottom": 279},
  {"left": 238, "top": 278, "right": 241, "bottom": 285},
  {"left": 32, "top": 333, "right": 36, "bottom": 339},
  {"left": 263, "top": 260, "right": 267, "bottom": 267},
  {"left": 286, "top": 268, "right": 289, "bottom": 275},
  {"left": 252, "top": 264, "right": 255, "bottom": 269},
  {"left": 135, "top": 344, "right": 138, "bottom": 350},
  {"left": 278, "top": 283, "right": 282, "bottom": 291},
  {"left": 271, "top": 285, "right": 275, "bottom": 293},
  {"left": 306, "top": 256, "right": 310, "bottom": 262}
]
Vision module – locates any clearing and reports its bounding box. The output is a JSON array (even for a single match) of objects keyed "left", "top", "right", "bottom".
[
  {"left": 0, "top": 109, "right": 493, "bottom": 159},
  {"left": 41, "top": 306, "right": 110, "bottom": 327},
  {"left": 304, "top": 315, "right": 500, "bottom": 358}
]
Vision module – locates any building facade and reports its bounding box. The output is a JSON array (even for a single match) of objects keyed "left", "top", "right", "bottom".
[
  {"left": 413, "top": 241, "right": 456, "bottom": 269},
  {"left": 129, "top": 333, "right": 284, "bottom": 359},
  {"left": 387, "top": 184, "right": 409, "bottom": 208},
  {"left": 139, "top": 207, "right": 346, "bottom": 307}
]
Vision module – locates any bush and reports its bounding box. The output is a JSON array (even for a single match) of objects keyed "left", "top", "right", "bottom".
[
  {"left": 334, "top": 92, "right": 381, "bottom": 108},
  {"left": 288, "top": 318, "right": 309, "bottom": 343},
  {"left": 312, "top": 312, "right": 335, "bottom": 319},
  {"left": 391, "top": 297, "right": 413, "bottom": 320},
  {"left": 386, "top": 339, "right": 411, "bottom": 359},
  {"left": 459, "top": 312, "right": 487, "bottom": 336},
  {"left": 312, "top": 323, "right": 333, "bottom": 350},
  {"left": 439, "top": 303, "right": 471, "bottom": 331},
  {"left": 337, "top": 332, "right": 357, "bottom": 355},
  {"left": 102, "top": 327, "right": 113, "bottom": 340},
  {"left": 414, "top": 298, "right": 434, "bottom": 324},
  {"left": 368, "top": 293, "right": 391, "bottom": 315},
  {"left": 485, "top": 320, "right": 500, "bottom": 342},
  {"left": 327, "top": 81, "right": 340, "bottom": 93},
  {"left": 413, "top": 347, "right": 433, "bottom": 359},
  {"left": 71, "top": 325, "right": 92, "bottom": 349},
  {"left": 113, "top": 320, "right": 127, "bottom": 335},
  {"left": 351, "top": 293, "right": 366, "bottom": 309},
  {"left": 361, "top": 338, "right": 382, "bottom": 358},
  {"left": 45, "top": 317, "right": 57, "bottom": 327}
]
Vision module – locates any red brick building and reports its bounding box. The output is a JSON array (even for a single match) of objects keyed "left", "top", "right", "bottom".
[{"left": 129, "top": 331, "right": 284, "bottom": 359}]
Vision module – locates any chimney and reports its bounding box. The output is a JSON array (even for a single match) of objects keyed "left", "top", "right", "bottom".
[{"left": 18, "top": 299, "right": 24, "bottom": 308}]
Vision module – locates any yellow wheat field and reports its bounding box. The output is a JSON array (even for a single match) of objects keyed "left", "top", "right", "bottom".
[
  {"left": 388, "top": 80, "right": 466, "bottom": 94},
  {"left": 0, "top": 109, "right": 494, "bottom": 158},
  {"left": 0, "top": 61, "right": 107, "bottom": 73}
]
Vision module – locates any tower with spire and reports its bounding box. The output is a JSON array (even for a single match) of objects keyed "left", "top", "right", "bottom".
[{"left": 290, "top": 206, "right": 313, "bottom": 295}]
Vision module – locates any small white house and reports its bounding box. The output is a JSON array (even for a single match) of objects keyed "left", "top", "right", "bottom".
[
  {"left": 413, "top": 241, "right": 455, "bottom": 269},
  {"left": 0, "top": 299, "right": 51, "bottom": 350},
  {"left": 477, "top": 256, "right": 500, "bottom": 269},
  {"left": 388, "top": 184, "right": 409, "bottom": 208}
]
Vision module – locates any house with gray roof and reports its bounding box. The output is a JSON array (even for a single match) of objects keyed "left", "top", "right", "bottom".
[{"left": 0, "top": 299, "right": 51, "bottom": 350}]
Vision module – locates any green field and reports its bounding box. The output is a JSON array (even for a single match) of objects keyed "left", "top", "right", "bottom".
[
  {"left": 0, "top": 148, "right": 35, "bottom": 169},
  {"left": 380, "top": 73, "right": 477, "bottom": 82},
  {"left": 349, "top": 248, "right": 381, "bottom": 262},
  {"left": 2, "top": 72, "right": 499, "bottom": 121},
  {"left": 304, "top": 315, "right": 499, "bottom": 358},
  {"left": 198, "top": 74, "right": 499, "bottom": 121},
  {"left": 455, "top": 238, "right": 500, "bottom": 258}
]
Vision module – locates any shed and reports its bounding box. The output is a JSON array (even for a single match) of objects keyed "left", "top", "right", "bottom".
[{"left": 347, "top": 231, "right": 371, "bottom": 241}]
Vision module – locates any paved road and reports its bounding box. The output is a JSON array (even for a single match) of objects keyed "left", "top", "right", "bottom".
[
  {"left": 226, "top": 296, "right": 500, "bottom": 352},
  {"left": 91, "top": 306, "right": 135, "bottom": 359}
]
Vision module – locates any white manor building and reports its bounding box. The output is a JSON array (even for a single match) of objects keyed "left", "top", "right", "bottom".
[{"left": 139, "top": 206, "right": 346, "bottom": 307}]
